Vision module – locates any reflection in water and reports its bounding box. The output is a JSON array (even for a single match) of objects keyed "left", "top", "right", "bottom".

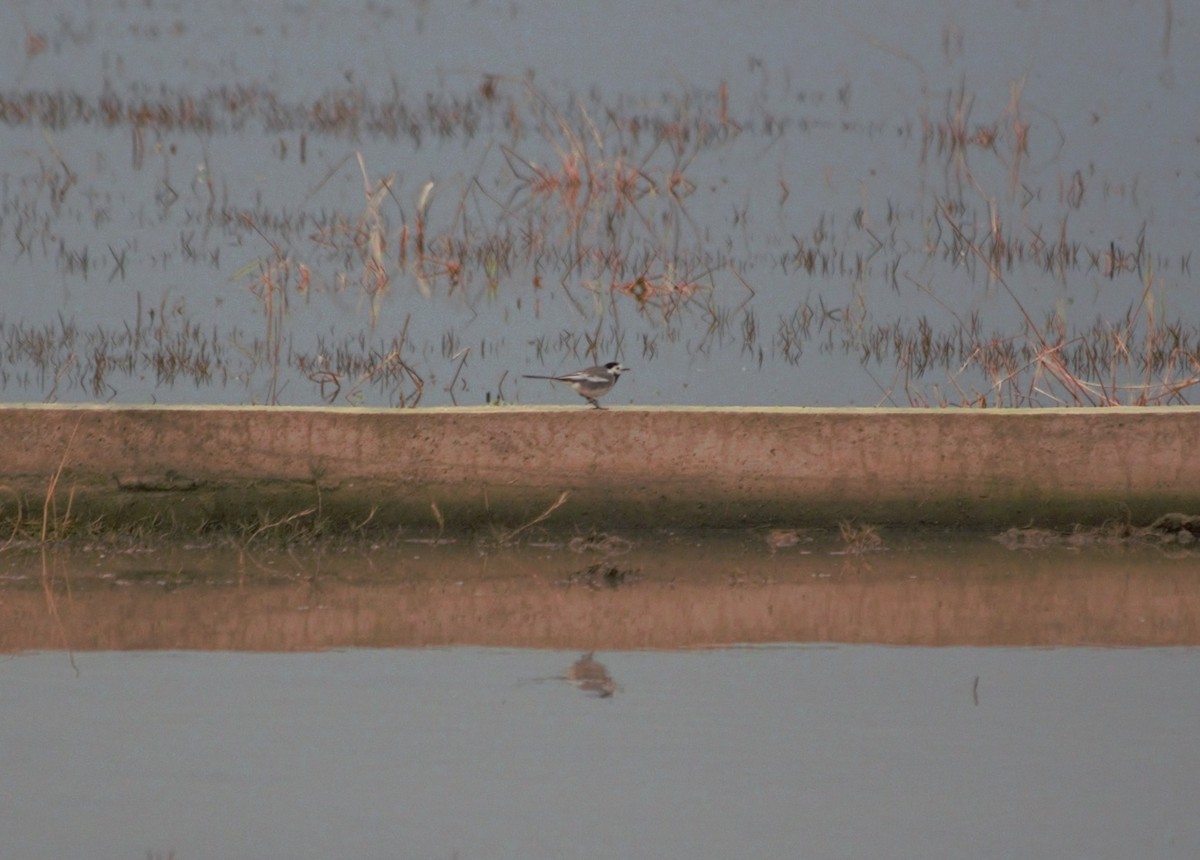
[
  {"left": 4, "top": 647, "right": 1198, "bottom": 860},
  {"left": 1, "top": 535, "right": 1198, "bottom": 652},
  {"left": 563, "top": 652, "right": 618, "bottom": 698}
]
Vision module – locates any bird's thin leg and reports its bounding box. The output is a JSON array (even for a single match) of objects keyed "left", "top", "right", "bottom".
[{"left": 587, "top": 397, "right": 604, "bottom": 409}]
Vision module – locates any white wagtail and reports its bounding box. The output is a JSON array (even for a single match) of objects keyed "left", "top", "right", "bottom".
[{"left": 522, "top": 361, "right": 630, "bottom": 409}]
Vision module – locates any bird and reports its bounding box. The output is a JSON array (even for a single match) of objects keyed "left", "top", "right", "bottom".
[{"left": 522, "top": 361, "right": 630, "bottom": 409}]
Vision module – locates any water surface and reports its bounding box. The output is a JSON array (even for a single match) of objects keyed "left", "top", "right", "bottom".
[
  {"left": 3, "top": 0, "right": 1196, "bottom": 407},
  {"left": 3, "top": 646, "right": 1198, "bottom": 859}
]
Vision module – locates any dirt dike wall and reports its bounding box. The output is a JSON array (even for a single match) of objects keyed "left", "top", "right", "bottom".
[{"left": 4, "top": 404, "right": 1199, "bottom": 531}]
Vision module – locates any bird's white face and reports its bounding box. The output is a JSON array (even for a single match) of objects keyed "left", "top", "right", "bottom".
[{"left": 609, "top": 363, "right": 630, "bottom": 376}]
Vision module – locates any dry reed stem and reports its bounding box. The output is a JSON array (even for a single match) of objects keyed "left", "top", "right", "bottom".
[
  {"left": 938, "top": 201, "right": 1104, "bottom": 406},
  {"left": 0, "top": 486, "right": 24, "bottom": 551},
  {"left": 355, "top": 152, "right": 395, "bottom": 320},
  {"left": 500, "top": 491, "right": 571, "bottom": 544},
  {"left": 42, "top": 417, "right": 81, "bottom": 543},
  {"left": 1006, "top": 74, "right": 1030, "bottom": 199},
  {"left": 243, "top": 507, "right": 319, "bottom": 547},
  {"left": 430, "top": 500, "right": 445, "bottom": 537},
  {"left": 36, "top": 421, "right": 83, "bottom": 673}
]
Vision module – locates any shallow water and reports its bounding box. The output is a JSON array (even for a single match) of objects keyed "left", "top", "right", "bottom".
[
  {"left": 4, "top": 535, "right": 1198, "bottom": 858},
  {"left": 3, "top": 646, "right": 1198, "bottom": 859},
  {"left": 2, "top": 0, "right": 1197, "bottom": 407}
]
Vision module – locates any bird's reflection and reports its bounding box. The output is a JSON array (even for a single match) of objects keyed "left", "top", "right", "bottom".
[{"left": 563, "top": 652, "right": 618, "bottom": 698}]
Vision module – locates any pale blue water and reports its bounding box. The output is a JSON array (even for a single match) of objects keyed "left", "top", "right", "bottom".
[
  {"left": 3, "top": 646, "right": 1198, "bottom": 859},
  {"left": 2, "top": 0, "right": 1196, "bottom": 407}
]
